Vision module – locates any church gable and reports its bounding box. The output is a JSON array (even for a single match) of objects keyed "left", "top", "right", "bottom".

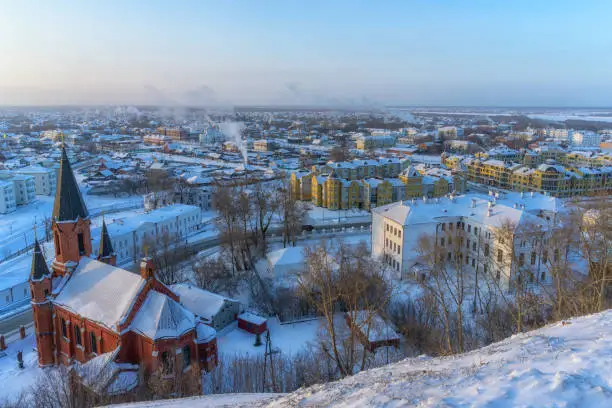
[{"left": 53, "top": 258, "right": 145, "bottom": 331}]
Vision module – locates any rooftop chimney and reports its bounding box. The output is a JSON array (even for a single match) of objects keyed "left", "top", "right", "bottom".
[
  {"left": 471, "top": 198, "right": 477, "bottom": 208},
  {"left": 140, "top": 257, "right": 155, "bottom": 280}
]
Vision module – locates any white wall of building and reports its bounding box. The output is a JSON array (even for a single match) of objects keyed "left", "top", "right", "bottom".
[
  {"left": 15, "top": 167, "right": 57, "bottom": 196},
  {"left": 91, "top": 204, "right": 201, "bottom": 264},
  {"left": 0, "top": 180, "right": 16, "bottom": 214}
]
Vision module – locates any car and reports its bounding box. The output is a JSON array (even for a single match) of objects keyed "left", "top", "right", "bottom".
[{"left": 302, "top": 224, "right": 314, "bottom": 232}]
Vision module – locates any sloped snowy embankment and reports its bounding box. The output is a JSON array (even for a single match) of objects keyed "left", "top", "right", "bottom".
[{"left": 110, "top": 309, "right": 612, "bottom": 407}]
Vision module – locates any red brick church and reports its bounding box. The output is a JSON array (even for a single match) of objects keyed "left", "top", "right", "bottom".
[{"left": 29, "top": 147, "right": 218, "bottom": 391}]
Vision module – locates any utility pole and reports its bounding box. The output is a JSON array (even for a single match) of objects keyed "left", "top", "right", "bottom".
[{"left": 262, "top": 330, "right": 278, "bottom": 393}]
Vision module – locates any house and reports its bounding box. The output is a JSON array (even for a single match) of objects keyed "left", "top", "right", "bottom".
[
  {"left": 29, "top": 147, "right": 218, "bottom": 392},
  {"left": 345, "top": 312, "right": 401, "bottom": 352},
  {"left": 170, "top": 283, "right": 241, "bottom": 331},
  {"left": 237, "top": 312, "right": 267, "bottom": 335},
  {"left": 265, "top": 246, "right": 306, "bottom": 282}
]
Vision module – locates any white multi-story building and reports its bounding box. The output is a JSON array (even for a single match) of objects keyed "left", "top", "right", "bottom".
[
  {"left": 9, "top": 174, "right": 36, "bottom": 205},
  {"left": 372, "top": 192, "right": 561, "bottom": 289},
  {"left": 0, "top": 179, "right": 16, "bottom": 214},
  {"left": 0, "top": 173, "right": 36, "bottom": 206},
  {"left": 91, "top": 204, "right": 201, "bottom": 264},
  {"left": 571, "top": 131, "right": 602, "bottom": 147},
  {"left": 14, "top": 166, "right": 57, "bottom": 195},
  {"left": 546, "top": 128, "right": 570, "bottom": 143}
]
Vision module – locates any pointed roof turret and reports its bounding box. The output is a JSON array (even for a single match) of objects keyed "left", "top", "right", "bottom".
[
  {"left": 30, "top": 239, "right": 50, "bottom": 281},
  {"left": 98, "top": 219, "right": 115, "bottom": 260},
  {"left": 52, "top": 147, "right": 89, "bottom": 221}
]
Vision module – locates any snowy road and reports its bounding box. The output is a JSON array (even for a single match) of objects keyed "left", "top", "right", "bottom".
[{"left": 0, "top": 307, "right": 32, "bottom": 335}]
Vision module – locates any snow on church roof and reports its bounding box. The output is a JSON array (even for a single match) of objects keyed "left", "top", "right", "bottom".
[
  {"left": 130, "top": 290, "right": 195, "bottom": 340},
  {"left": 196, "top": 322, "right": 216, "bottom": 343},
  {"left": 53, "top": 257, "right": 145, "bottom": 331}
]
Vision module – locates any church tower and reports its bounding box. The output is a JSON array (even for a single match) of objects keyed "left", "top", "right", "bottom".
[
  {"left": 29, "top": 239, "right": 55, "bottom": 367},
  {"left": 51, "top": 147, "right": 92, "bottom": 276},
  {"left": 97, "top": 219, "right": 116, "bottom": 266}
]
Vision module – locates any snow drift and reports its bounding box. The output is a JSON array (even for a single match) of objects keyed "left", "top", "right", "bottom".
[{"left": 110, "top": 309, "right": 612, "bottom": 407}]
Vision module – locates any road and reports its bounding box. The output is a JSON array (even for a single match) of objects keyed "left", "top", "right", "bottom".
[{"left": 0, "top": 307, "right": 32, "bottom": 335}]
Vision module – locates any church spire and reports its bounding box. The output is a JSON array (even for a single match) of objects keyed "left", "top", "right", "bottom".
[
  {"left": 52, "top": 147, "right": 89, "bottom": 222},
  {"left": 30, "top": 239, "right": 50, "bottom": 281},
  {"left": 98, "top": 218, "right": 116, "bottom": 265}
]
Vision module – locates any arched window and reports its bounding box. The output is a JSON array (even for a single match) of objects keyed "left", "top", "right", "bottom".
[
  {"left": 182, "top": 345, "right": 191, "bottom": 368},
  {"left": 161, "top": 351, "right": 172, "bottom": 373},
  {"left": 61, "top": 318, "right": 67, "bottom": 337},
  {"left": 75, "top": 326, "right": 82, "bottom": 346},
  {"left": 90, "top": 332, "right": 97, "bottom": 353}
]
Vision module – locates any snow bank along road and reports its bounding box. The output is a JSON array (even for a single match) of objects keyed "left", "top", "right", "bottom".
[{"left": 109, "top": 309, "right": 612, "bottom": 407}]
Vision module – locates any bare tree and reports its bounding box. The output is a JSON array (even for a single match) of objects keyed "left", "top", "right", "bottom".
[
  {"left": 192, "top": 256, "right": 236, "bottom": 294},
  {"left": 143, "top": 231, "right": 191, "bottom": 285},
  {"left": 278, "top": 178, "right": 307, "bottom": 248},
  {"left": 145, "top": 170, "right": 174, "bottom": 193},
  {"left": 297, "top": 241, "right": 391, "bottom": 377},
  {"left": 415, "top": 222, "right": 470, "bottom": 354},
  {"left": 252, "top": 182, "right": 279, "bottom": 256}
]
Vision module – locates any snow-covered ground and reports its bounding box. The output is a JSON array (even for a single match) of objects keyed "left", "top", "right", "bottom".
[
  {"left": 0, "top": 333, "right": 40, "bottom": 404},
  {"left": 217, "top": 317, "right": 321, "bottom": 358},
  {"left": 109, "top": 309, "right": 612, "bottom": 407}
]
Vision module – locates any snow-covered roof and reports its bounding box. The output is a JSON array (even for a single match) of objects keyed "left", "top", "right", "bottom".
[
  {"left": 373, "top": 194, "right": 545, "bottom": 229},
  {"left": 196, "top": 322, "right": 217, "bottom": 343},
  {"left": 130, "top": 290, "right": 195, "bottom": 340},
  {"left": 238, "top": 312, "right": 267, "bottom": 326},
  {"left": 352, "top": 311, "right": 401, "bottom": 343},
  {"left": 13, "top": 165, "right": 54, "bottom": 174},
  {"left": 171, "top": 283, "right": 237, "bottom": 323},
  {"left": 266, "top": 246, "right": 305, "bottom": 267},
  {"left": 53, "top": 257, "right": 145, "bottom": 331}
]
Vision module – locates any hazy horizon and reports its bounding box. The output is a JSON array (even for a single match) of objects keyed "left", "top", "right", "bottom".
[{"left": 2, "top": 0, "right": 612, "bottom": 107}]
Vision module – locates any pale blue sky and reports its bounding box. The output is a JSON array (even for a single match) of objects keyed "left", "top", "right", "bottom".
[{"left": 1, "top": 0, "right": 611, "bottom": 106}]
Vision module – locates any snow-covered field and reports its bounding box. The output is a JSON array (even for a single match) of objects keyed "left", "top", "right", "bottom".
[{"left": 109, "top": 309, "right": 612, "bottom": 407}]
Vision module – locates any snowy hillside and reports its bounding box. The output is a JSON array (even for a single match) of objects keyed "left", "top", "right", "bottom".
[{"left": 111, "top": 309, "right": 612, "bottom": 407}]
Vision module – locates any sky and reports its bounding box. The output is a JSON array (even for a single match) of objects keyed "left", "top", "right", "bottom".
[{"left": 1, "top": 0, "right": 612, "bottom": 107}]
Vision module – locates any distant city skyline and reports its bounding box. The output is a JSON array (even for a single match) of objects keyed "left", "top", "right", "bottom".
[{"left": 1, "top": 0, "right": 612, "bottom": 107}]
